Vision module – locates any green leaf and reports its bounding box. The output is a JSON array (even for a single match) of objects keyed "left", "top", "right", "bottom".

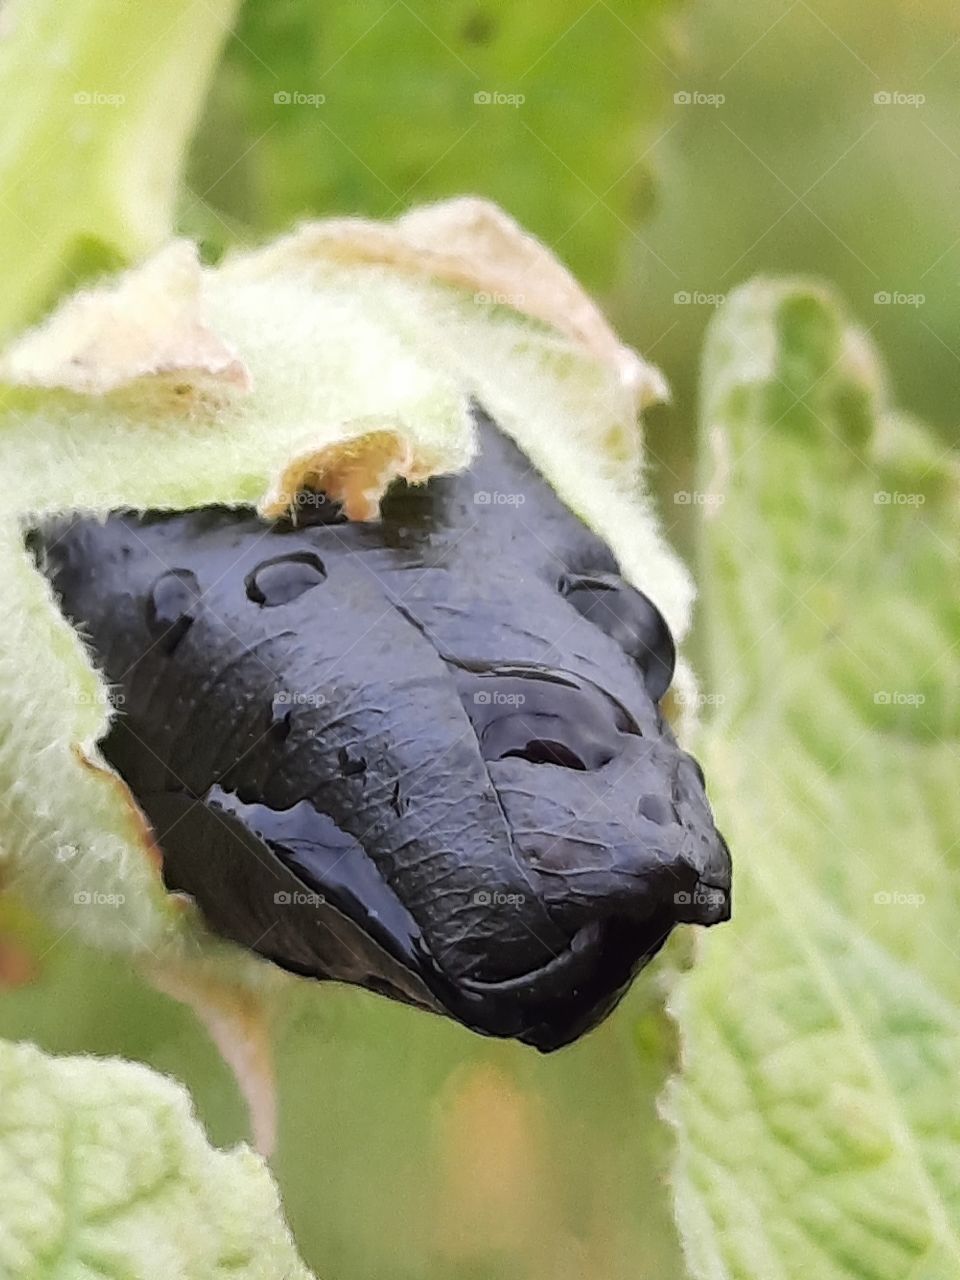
[
  {"left": 668, "top": 279, "right": 960, "bottom": 1279},
  {"left": 0, "top": 1037, "right": 311, "bottom": 1278},
  {"left": 0, "top": 907, "right": 688, "bottom": 1280},
  {"left": 621, "top": 0, "right": 960, "bottom": 440},
  {"left": 189, "top": 0, "right": 681, "bottom": 284},
  {"left": 0, "top": 0, "right": 240, "bottom": 340}
]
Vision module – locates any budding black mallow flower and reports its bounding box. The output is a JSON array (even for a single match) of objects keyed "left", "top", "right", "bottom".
[{"left": 30, "top": 406, "right": 731, "bottom": 1051}]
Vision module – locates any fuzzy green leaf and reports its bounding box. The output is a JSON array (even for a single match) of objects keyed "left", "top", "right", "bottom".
[
  {"left": 668, "top": 279, "right": 960, "bottom": 1279},
  {"left": 0, "top": 1038, "right": 311, "bottom": 1279}
]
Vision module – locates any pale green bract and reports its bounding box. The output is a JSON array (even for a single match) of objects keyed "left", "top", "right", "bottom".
[
  {"left": 0, "top": 1039, "right": 310, "bottom": 1279},
  {"left": 668, "top": 280, "right": 960, "bottom": 1279}
]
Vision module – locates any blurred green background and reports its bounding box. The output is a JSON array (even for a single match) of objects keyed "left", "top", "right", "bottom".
[
  {"left": 188, "top": 0, "right": 960, "bottom": 468},
  {"left": 2, "top": 1, "right": 958, "bottom": 1276}
]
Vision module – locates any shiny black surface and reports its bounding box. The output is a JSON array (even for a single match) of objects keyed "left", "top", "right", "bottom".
[{"left": 31, "top": 410, "right": 731, "bottom": 1050}]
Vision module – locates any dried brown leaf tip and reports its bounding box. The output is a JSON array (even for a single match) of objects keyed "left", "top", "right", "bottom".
[
  {"left": 259, "top": 421, "right": 465, "bottom": 521},
  {"left": 0, "top": 241, "right": 252, "bottom": 409},
  {"left": 226, "top": 197, "right": 668, "bottom": 411}
]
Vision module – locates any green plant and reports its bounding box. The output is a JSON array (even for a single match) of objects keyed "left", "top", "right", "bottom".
[{"left": 0, "top": 4, "right": 956, "bottom": 1278}]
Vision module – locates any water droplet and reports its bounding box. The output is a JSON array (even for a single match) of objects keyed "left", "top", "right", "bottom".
[
  {"left": 147, "top": 569, "right": 201, "bottom": 654},
  {"left": 559, "top": 571, "right": 676, "bottom": 701},
  {"left": 448, "top": 659, "right": 638, "bottom": 770},
  {"left": 203, "top": 785, "right": 432, "bottom": 978},
  {"left": 245, "top": 552, "right": 326, "bottom": 607}
]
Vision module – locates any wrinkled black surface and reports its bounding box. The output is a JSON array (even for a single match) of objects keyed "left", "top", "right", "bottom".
[{"left": 31, "top": 410, "right": 731, "bottom": 1050}]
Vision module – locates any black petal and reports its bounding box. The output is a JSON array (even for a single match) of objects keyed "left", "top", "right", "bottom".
[{"left": 30, "top": 409, "right": 731, "bottom": 1051}]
